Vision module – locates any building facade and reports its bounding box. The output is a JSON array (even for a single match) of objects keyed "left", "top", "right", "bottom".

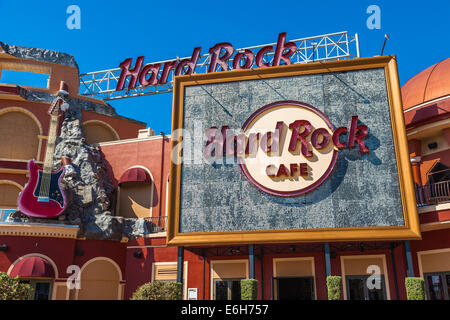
[{"left": 0, "top": 42, "right": 449, "bottom": 300}]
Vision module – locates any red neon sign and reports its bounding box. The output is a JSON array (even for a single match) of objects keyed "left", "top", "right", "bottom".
[{"left": 116, "top": 32, "right": 299, "bottom": 91}]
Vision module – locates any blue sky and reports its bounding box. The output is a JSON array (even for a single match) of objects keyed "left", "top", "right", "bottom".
[{"left": 0, "top": 0, "right": 449, "bottom": 134}]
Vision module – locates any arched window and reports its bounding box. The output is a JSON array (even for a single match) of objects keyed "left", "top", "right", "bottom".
[
  {"left": 82, "top": 120, "right": 119, "bottom": 144},
  {"left": 117, "top": 166, "right": 154, "bottom": 219},
  {"left": 0, "top": 109, "right": 41, "bottom": 160},
  {"left": 77, "top": 258, "right": 122, "bottom": 300},
  {"left": 0, "top": 181, "right": 22, "bottom": 208},
  {"left": 0, "top": 180, "right": 23, "bottom": 221},
  {"left": 428, "top": 162, "right": 450, "bottom": 184}
]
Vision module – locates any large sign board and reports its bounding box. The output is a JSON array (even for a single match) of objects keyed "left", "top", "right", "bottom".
[{"left": 167, "top": 56, "right": 421, "bottom": 246}]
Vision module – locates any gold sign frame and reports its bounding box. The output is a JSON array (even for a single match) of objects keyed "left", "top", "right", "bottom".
[{"left": 167, "top": 56, "right": 421, "bottom": 246}]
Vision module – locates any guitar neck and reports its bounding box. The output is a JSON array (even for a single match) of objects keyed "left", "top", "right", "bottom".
[{"left": 43, "top": 115, "right": 59, "bottom": 173}]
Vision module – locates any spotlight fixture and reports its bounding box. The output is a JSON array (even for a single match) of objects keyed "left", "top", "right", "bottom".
[
  {"left": 0, "top": 244, "right": 8, "bottom": 252},
  {"left": 428, "top": 142, "right": 438, "bottom": 149},
  {"left": 228, "top": 247, "right": 241, "bottom": 255},
  {"left": 289, "top": 245, "right": 296, "bottom": 252},
  {"left": 133, "top": 251, "right": 143, "bottom": 258},
  {"left": 75, "top": 249, "right": 84, "bottom": 256}
]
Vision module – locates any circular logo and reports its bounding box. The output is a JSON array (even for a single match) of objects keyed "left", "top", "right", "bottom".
[{"left": 239, "top": 100, "right": 338, "bottom": 197}]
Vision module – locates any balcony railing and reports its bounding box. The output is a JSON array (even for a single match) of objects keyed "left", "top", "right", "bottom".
[
  {"left": 0, "top": 209, "right": 15, "bottom": 222},
  {"left": 144, "top": 215, "right": 167, "bottom": 233},
  {"left": 415, "top": 180, "right": 450, "bottom": 206}
]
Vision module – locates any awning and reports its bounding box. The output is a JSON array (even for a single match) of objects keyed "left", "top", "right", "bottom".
[
  {"left": 9, "top": 257, "right": 55, "bottom": 278},
  {"left": 118, "top": 167, "right": 151, "bottom": 185}
]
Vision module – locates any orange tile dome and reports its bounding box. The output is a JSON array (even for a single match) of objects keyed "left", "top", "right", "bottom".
[{"left": 401, "top": 58, "right": 450, "bottom": 110}]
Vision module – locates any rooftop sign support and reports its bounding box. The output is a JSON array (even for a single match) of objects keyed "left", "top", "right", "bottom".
[{"left": 79, "top": 31, "right": 359, "bottom": 101}]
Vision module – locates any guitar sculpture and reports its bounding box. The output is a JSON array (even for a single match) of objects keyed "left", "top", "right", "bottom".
[{"left": 18, "top": 95, "right": 69, "bottom": 218}]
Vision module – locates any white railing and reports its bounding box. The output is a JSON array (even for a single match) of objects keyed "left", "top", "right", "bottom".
[{"left": 79, "top": 31, "right": 360, "bottom": 101}]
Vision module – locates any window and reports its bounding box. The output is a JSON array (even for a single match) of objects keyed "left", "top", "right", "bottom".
[
  {"left": 0, "top": 70, "right": 49, "bottom": 88},
  {"left": 345, "top": 275, "right": 387, "bottom": 300},
  {"left": 0, "top": 111, "right": 40, "bottom": 160},
  {"left": 214, "top": 279, "right": 242, "bottom": 300},
  {"left": 83, "top": 121, "right": 118, "bottom": 144},
  {"left": 272, "top": 257, "right": 316, "bottom": 300},
  {"left": 118, "top": 181, "right": 152, "bottom": 219},
  {"left": 210, "top": 260, "right": 248, "bottom": 300},
  {"left": 152, "top": 262, "right": 187, "bottom": 299},
  {"left": 19, "top": 279, "right": 53, "bottom": 300},
  {"left": 273, "top": 276, "right": 315, "bottom": 300},
  {"left": 424, "top": 272, "right": 450, "bottom": 300}
]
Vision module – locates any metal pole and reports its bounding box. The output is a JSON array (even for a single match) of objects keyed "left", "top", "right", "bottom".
[
  {"left": 202, "top": 249, "right": 206, "bottom": 300},
  {"left": 249, "top": 244, "right": 255, "bottom": 279},
  {"left": 390, "top": 242, "right": 400, "bottom": 300},
  {"left": 324, "top": 243, "right": 331, "bottom": 277},
  {"left": 355, "top": 33, "right": 360, "bottom": 58},
  {"left": 177, "top": 246, "right": 184, "bottom": 283},
  {"left": 403, "top": 240, "right": 414, "bottom": 278},
  {"left": 260, "top": 247, "right": 264, "bottom": 299}
]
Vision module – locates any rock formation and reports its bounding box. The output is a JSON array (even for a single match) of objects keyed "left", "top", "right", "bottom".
[{"left": 8, "top": 95, "right": 152, "bottom": 241}]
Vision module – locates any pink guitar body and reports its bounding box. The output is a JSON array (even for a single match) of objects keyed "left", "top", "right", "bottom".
[{"left": 18, "top": 159, "right": 67, "bottom": 218}]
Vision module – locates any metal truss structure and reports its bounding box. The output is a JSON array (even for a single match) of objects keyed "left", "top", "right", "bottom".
[{"left": 79, "top": 31, "right": 360, "bottom": 101}]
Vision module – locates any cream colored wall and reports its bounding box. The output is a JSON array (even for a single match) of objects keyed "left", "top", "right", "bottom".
[
  {"left": 273, "top": 257, "right": 315, "bottom": 277},
  {"left": 211, "top": 260, "right": 248, "bottom": 279},
  {"left": 53, "top": 283, "right": 67, "bottom": 300},
  {"left": 418, "top": 249, "right": 450, "bottom": 275},
  {"left": 343, "top": 257, "right": 386, "bottom": 275},
  {"left": 421, "top": 132, "right": 450, "bottom": 157}
]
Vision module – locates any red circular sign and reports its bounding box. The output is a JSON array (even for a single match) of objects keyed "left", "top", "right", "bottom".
[{"left": 239, "top": 100, "right": 338, "bottom": 197}]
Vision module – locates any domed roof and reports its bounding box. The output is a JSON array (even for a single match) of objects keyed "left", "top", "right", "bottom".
[{"left": 401, "top": 58, "right": 450, "bottom": 110}]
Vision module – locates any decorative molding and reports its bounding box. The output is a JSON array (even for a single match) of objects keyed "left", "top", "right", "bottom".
[
  {"left": 97, "top": 134, "right": 169, "bottom": 147},
  {"left": 403, "top": 94, "right": 450, "bottom": 113},
  {"left": 0, "top": 223, "right": 79, "bottom": 239},
  {"left": 0, "top": 179, "right": 23, "bottom": 190},
  {"left": 420, "top": 220, "right": 450, "bottom": 232},
  {"left": 418, "top": 203, "right": 450, "bottom": 214},
  {"left": 0, "top": 168, "right": 28, "bottom": 174}
]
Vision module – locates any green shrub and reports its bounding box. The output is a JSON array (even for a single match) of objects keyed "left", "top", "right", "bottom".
[
  {"left": 326, "top": 276, "right": 342, "bottom": 300},
  {"left": 241, "top": 279, "right": 258, "bottom": 300},
  {"left": 0, "top": 272, "right": 33, "bottom": 300},
  {"left": 405, "top": 277, "right": 425, "bottom": 300},
  {"left": 131, "top": 281, "right": 182, "bottom": 300}
]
